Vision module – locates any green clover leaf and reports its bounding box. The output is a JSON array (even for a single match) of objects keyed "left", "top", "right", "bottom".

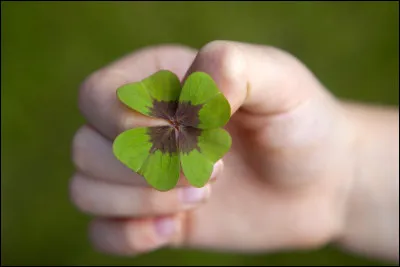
[{"left": 112, "top": 70, "right": 232, "bottom": 191}]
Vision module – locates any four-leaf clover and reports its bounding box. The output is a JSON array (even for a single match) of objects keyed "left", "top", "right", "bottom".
[{"left": 113, "top": 70, "right": 232, "bottom": 191}]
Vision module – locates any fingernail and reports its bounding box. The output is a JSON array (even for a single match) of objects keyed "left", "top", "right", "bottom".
[
  {"left": 154, "top": 217, "right": 175, "bottom": 238},
  {"left": 210, "top": 160, "right": 223, "bottom": 180},
  {"left": 179, "top": 186, "right": 208, "bottom": 204}
]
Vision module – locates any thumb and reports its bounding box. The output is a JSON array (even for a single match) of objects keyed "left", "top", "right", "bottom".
[{"left": 183, "top": 41, "right": 327, "bottom": 117}]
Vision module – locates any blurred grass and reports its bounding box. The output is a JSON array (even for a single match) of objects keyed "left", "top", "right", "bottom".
[{"left": 1, "top": 1, "right": 398, "bottom": 266}]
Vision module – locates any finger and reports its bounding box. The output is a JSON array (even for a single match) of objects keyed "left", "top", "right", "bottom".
[
  {"left": 69, "top": 173, "right": 213, "bottom": 217},
  {"left": 72, "top": 125, "right": 223, "bottom": 187},
  {"left": 89, "top": 215, "right": 183, "bottom": 256},
  {"left": 79, "top": 45, "right": 197, "bottom": 140},
  {"left": 184, "top": 40, "right": 326, "bottom": 116}
]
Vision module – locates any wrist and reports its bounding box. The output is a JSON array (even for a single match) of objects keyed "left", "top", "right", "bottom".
[{"left": 336, "top": 102, "right": 399, "bottom": 262}]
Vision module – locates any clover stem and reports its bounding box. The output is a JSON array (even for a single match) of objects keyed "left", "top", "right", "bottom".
[
  {"left": 168, "top": 119, "right": 179, "bottom": 130},
  {"left": 168, "top": 119, "right": 181, "bottom": 143}
]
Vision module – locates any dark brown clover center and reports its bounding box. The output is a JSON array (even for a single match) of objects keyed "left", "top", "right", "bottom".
[{"left": 147, "top": 100, "right": 203, "bottom": 155}]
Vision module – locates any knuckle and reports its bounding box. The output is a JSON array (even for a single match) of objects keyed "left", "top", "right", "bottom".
[
  {"left": 78, "top": 71, "right": 100, "bottom": 115},
  {"left": 262, "top": 46, "right": 311, "bottom": 90},
  {"left": 198, "top": 40, "right": 246, "bottom": 80},
  {"left": 71, "top": 125, "right": 93, "bottom": 172},
  {"left": 69, "top": 174, "right": 90, "bottom": 213},
  {"left": 69, "top": 174, "right": 101, "bottom": 216},
  {"left": 78, "top": 68, "right": 123, "bottom": 122},
  {"left": 88, "top": 219, "right": 124, "bottom": 255},
  {"left": 88, "top": 218, "right": 160, "bottom": 256},
  {"left": 78, "top": 68, "right": 111, "bottom": 111},
  {"left": 200, "top": 40, "right": 235, "bottom": 54}
]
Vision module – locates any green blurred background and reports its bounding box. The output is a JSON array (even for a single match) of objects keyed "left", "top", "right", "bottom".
[{"left": 1, "top": 1, "right": 398, "bottom": 266}]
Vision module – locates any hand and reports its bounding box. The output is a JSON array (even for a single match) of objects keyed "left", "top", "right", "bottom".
[{"left": 69, "top": 41, "right": 398, "bottom": 261}]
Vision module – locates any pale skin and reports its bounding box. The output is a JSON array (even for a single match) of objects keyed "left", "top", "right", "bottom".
[{"left": 69, "top": 41, "right": 399, "bottom": 263}]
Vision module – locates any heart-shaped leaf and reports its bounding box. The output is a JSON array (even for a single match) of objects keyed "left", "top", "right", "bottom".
[{"left": 113, "top": 70, "right": 232, "bottom": 191}]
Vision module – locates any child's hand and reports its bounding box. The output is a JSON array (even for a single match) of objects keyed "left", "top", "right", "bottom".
[{"left": 69, "top": 41, "right": 398, "bottom": 262}]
